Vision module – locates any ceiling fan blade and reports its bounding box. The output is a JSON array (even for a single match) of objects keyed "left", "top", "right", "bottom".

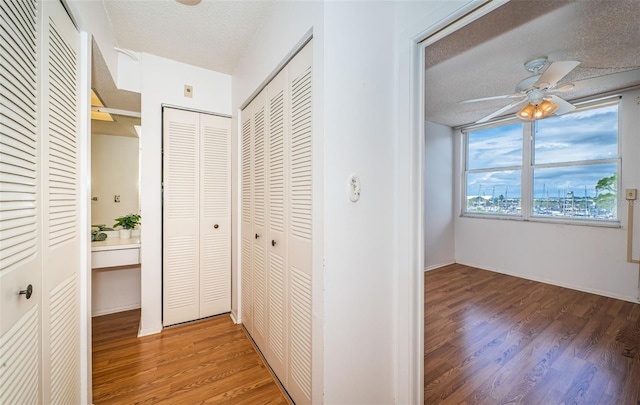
[
  {"left": 536, "top": 61, "right": 580, "bottom": 89},
  {"left": 459, "top": 94, "right": 524, "bottom": 104},
  {"left": 547, "top": 94, "right": 576, "bottom": 115},
  {"left": 476, "top": 98, "right": 528, "bottom": 123},
  {"left": 570, "top": 68, "right": 640, "bottom": 91}
]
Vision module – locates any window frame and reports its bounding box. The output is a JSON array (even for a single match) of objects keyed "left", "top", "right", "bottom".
[{"left": 461, "top": 97, "right": 621, "bottom": 227}]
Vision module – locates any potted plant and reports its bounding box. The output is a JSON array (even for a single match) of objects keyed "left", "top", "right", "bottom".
[{"left": 113, "top": 213, "right": 141, "bottom": 239}]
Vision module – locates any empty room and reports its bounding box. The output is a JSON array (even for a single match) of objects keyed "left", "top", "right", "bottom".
[{"left": 422, "top": 1, "right": 640, "bottom": 403}]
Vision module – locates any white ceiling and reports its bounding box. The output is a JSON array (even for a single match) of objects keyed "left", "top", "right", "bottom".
[
  {"left": 92, "top": 0, "right": 274, "bottom": 137},
  {"left": 102, "top": 0, "right": 274, "bottom": 74},
  {"left": 425, "top": 0, "right": 640, "bottom": 128},
  {"left": 92, "top": 0, "right": 640, "bottom": 135}
]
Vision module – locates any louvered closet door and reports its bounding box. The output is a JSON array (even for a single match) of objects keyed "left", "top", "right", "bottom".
[
  {"left": 199, "top": 114, "right": 231, "bottom": 317},
  {"left": 286, "top": 40, "right": 313, "bottom": 405},
  {"left": 0, "top": 0, "right": 42, "bottom": 403},
  {"left": 240, "top": 102, "right": 254, "bottom": 333},
  {"left": 163, "top": 108, "right": 201, "bottom": 325},
  {"left": 40, "top": 1, "right": 82, "bottom": 402},
  {"left": 250, "top": 90, "right": 268, "bottom": 349},
  {"left": 264, "top": 67, "right": 289, "bottom": 383}
]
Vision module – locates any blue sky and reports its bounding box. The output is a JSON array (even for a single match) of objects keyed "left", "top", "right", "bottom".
[{"left": 467, "top": 104, "right": 618, "bottom": 199}]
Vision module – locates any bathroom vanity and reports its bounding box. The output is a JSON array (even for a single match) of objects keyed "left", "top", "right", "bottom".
[{"left": 91, "top": 231, "right": 141, "bottom": 316}]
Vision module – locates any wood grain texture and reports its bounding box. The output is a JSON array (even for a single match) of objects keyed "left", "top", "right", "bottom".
[
  {"left": 424, "top": 263, "right": 640, "bottom": 405},
  {"left": 92, "top": 310, "right": 289, "bottom": 404}
]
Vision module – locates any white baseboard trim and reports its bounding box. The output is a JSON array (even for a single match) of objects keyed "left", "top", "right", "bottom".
[
  {"left": 92, "top": 302, "right": 141, "bottom": 317},
  {"left": 230, "top": 311, "right": 240, "bottom": 324},
  {"left": 424, "top": 261, "right": 455, "bottom": 272},
  {"left": 137, "top": 324, "right": 162, "bottom": 337},
  {"left": 457, "top": 260, "right": 639, "bottom": 304}
]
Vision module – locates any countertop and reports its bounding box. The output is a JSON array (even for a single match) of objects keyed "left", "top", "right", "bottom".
[{"left": 91, "top": 237, "right": 141, "bottom": 252}]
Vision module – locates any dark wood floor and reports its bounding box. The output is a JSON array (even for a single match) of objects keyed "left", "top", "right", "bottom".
[
  {"left": 92, "top": 310, "right": 288, "bottom": 404},
  {"left": 424, "top": 263, "right": 640, "bottom": 405}
]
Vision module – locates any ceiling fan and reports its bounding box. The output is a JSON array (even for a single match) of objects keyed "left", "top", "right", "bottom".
[{"left": 459, "top": 56, "right": 639, "bottom": 124}]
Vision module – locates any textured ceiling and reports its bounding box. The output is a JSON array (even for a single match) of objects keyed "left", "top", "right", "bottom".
[
  {"left": 102, "top": 0, "right": 274, "bottom": 74},
  {"left": 92, "top": 0, "right": 274, "bottom": 137},
  {"left": 426, "top": 0, "right": 640, "bottom": 128},
  {"left": 91, "top": 39, "right": 140, "bottom": 138}
]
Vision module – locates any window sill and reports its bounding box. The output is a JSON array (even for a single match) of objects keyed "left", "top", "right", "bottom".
[{"left": 461, "top": 213, "right": 621, "bottom": 228}]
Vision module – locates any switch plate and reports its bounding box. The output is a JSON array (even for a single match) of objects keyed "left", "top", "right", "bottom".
[
  {"left": 184, "top": 85, "right": 193, "bottom": 98},
  {"left": 349, "top": 174, "right": 361, "bottom": 202},
  {"left": 625, "top": 188, "right": 637, "bottom": 200}
]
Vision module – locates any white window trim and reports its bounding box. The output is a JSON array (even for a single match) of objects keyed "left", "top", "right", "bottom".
[{"left": 461, "top": 97, "right": 622, "bottom": 227}]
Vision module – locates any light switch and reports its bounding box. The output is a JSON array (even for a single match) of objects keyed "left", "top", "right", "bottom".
[
  {"left": 184, "top": 85, "right": 193, "bottom": 98},
  {"left": 626, "top": 188, "right": 637, "bottom": 200},
  {"left": 349, "top": 174, "right": 361, "bottom": 202}
]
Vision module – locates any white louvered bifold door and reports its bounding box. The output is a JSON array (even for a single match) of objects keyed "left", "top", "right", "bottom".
[
  {"left": 240, "top": 40, "right": 313, "bottom": 405},
  {"left": 0, "top": 0, "right": 42, "bottom": 403},
  {"left": 240, "top": 101, "right": 254, "bottom": 334},
  {"left": 163, "top": 108, "right": 231, "bottom": 326},
  {"left": 264, "top": 67, "right": 289, "bottom": 384},
  {"left": 163, "top": 108, "right": 201, "bottom": 325},
  {"left": 286, "top": 41, "right": 313, "bottom": 405},
  {"left": 40, "top": 1, "right": 82, "bottom": 402},
  {"left": 250, "top": 89, "right": 268, "bottom": 349},
  {"left": 199, "top": 114, "right": 231, "bottom": 318}
]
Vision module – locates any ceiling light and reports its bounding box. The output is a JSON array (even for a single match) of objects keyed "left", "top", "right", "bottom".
[
  {"left": 516, "top": 100, "right": 558, "bottom": 121},
  {"left": 176, "top": 0, "right": 202, "bottom": 5}
]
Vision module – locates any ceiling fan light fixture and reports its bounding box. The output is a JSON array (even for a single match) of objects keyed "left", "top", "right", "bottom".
[
  {"left": 516, "top": 100, "right": 559, "bottom": 121},
  {"left": 537, "top": 100, "right": 559, "bottom": 117},
  {"left": 516, "top": 103, "right": 536, "bottom": 120}
]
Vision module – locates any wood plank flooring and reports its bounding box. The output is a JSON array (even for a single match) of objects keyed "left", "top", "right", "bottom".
[
  {"left": 92, "top": 310, "right": 288, "bottom": 404},
  {"left": 424, "top": 264, "right": 640, "bottom": 405}
]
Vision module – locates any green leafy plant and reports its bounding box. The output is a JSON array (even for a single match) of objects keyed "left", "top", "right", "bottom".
[{"left": 113, "top": 213, "right": 141, "bottom": 230}]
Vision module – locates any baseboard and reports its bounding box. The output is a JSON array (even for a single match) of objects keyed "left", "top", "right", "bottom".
[
  {"left": 230, "top": 310, "right": 240, "bottom": 324},
  {"left": 92, "top": 302, "right": 140, "bottom": 317},
  {"left": 424, "top": 261, "right": 455, "bottom": 272},
  {"left": 137, "top": 324, "right": 162, "bottom": 337},
  {"left": 456, "top": 260, "right": 639, "bottom": 304}
]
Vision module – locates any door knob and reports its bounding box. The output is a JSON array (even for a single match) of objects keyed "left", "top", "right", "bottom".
[
  {"left": 19, "top": 284, "right": 33, "bottom": 299},
  {"left": 255, "top": 233, "right": 260, "bottom": 239},
  {"left": 271, "top": 240, "right": 277, "bottom": 247},
  {"left": 214, "top": 224, "right": 219, "bottom": 229}
]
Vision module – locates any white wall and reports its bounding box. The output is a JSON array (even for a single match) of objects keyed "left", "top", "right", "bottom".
[
  {"left": 91, "top": 134, "right": 139, "bottom": 227},
  {"left": 424, "top": 121, "right": 455, "bottom": 270},
  {"left": 91, "top": 265, "right": 141, "bottom": 316},
  {"left": 233, "top": 1, "right": 480, "bottom": 403},
  {"left": 455, "top": 88, "right": 640, "bottom": 302},
  {"left": 139, "top": 53, "right": 231, "bottom": 336}
]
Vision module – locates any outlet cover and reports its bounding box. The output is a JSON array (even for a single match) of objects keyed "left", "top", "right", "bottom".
[
  {"left": 625, "top": 188, "right": 637, "bottom": 200},
  {"left": 184, "top": 85, "right": 193, "bottom": 98}
]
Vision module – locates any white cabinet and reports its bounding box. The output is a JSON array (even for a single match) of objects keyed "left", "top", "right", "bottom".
[
  {"left": 241, "top": 40, "right": 313, "bottom": 405},
  {"left": 162, "top": 108, "right": 231, "bottom": 326}
]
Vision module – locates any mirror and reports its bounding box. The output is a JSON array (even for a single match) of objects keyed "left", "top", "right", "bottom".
[{"left": 90, "top": 40, "right": 141, "bottom": 228}]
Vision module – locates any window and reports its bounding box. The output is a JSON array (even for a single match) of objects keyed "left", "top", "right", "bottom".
[{"left": 463, "top": 100, "right": 620, "bottom": 223}]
